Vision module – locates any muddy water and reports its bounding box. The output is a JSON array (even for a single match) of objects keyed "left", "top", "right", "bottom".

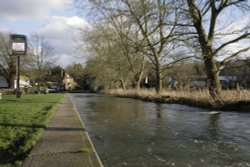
[{"left": 70, "top": 93, "right": 250, "bottom": 167}]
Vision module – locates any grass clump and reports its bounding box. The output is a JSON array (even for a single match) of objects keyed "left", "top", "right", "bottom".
[
  {"left": 76, "top": 147, "right": 93, "bottom": 154},
  {"left": 0, "top": 94, "right": 64, "bottom": 166}
]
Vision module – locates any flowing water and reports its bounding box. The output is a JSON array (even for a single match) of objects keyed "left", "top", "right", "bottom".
[{"left": 70, "top": 93, "right": 250, "bottom": 167}]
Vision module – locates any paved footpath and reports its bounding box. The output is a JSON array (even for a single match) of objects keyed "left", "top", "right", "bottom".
[{"left": 22, "top": 94, "right": 104, "bottom": 167}]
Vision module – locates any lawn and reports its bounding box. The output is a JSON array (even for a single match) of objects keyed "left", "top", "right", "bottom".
[{"left": 0, "top": 94, "right": 64, "bottom": 167}]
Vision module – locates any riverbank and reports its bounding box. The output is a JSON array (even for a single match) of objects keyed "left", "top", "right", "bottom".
[
  {"left": 107, "top": 89, "right": 250, "bottom": 111},
  {"left": 0, "top": 94, "right": 63, "bottom": 166}
]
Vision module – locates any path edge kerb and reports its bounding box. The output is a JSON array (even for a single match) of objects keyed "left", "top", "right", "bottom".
[{"left": 68, "top": 93, "right": 104, "bottom": 167}]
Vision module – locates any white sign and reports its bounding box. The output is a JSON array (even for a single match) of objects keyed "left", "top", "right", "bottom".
[{"left": 12, "top": 42, "right": 25, "bottom": 51}]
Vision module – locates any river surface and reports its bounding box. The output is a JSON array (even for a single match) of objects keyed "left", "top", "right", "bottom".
[{"left": 70, "top": 93, "right": 250, "bottom": 167}]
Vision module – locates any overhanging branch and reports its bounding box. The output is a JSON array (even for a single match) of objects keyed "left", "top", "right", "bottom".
[
  {"left": 219, "top": 46, "right": 250, "bottom": 71},
  {"left": 214, "top": 32, "right": 250, "bottom": 55}
]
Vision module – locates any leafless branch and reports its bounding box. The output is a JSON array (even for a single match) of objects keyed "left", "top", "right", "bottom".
[{"left": 214, "top": 32, "right": 250, "bottom": 55}]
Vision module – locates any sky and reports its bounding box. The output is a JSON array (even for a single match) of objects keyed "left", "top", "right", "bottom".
[
  {"left": 0, "top": 0, "right": 250, "bottom": 67},
  {"left": 0, "top": 0, "right": 89, "bottom": 67}
]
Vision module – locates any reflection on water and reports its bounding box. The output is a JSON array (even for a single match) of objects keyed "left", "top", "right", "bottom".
[
  {"left": 70, "top": 93, "right": 250, "bottom": 167},
  {"left": 156, "top": 103, "right": 163, "bottom": 119},
  {"left": 208, "top": 113, "right": 220, "bottom": 141}
]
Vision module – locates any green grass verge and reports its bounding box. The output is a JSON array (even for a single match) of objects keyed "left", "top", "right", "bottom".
[{"left": 0, "top": 94, "right": 64, "bottom": 167}]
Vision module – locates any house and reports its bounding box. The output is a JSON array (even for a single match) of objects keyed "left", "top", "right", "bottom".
[
  {"left": 190, "top": 75, "right": 237, "bottom": 90},
  {"left": 63, "top": 73, "right": 77, "bottom": 90},
  {"left": 0, "top": 75, "right": 32, "bottom": 94},
  {"left": 14, "top": 75, "right": 32, "bottom": 89},
  {"left": 0, "top": 76, "right": 8, "bottom": 88},
  {"left": 190, "top": 80, "right": 206, "bottom": 89},
  {"left": 0, "top": 75, "right": 32, "bottom": 89},
  {"left": 189, "top": 75, "right": 207, "bottom": 89},
  {"left": 219, "top": 75, "right": 237, "bottom": 89}
]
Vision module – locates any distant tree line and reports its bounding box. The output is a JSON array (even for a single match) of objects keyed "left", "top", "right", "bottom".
[{"left": 76, "top": 0, "right": 250, "bottom": 100}]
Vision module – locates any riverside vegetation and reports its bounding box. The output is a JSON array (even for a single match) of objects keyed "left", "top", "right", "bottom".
[
  {"left": 107, "top": 89, "right": 250, "bottom": 111},
  {"left": 0, "top": 94, "right": 63, "bottom": 167}
]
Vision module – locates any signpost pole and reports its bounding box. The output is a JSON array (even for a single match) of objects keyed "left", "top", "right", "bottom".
[
  {"left": 10, "top": 34, "right": 27, "bottom": 99},
  {"left": 16, "top": 55, "right": 21, "bottom": 98}
]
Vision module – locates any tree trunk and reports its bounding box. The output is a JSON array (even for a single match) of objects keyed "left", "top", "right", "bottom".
[
  {"left": 204, "top": 57, "right": 221, "bottom": 99},
  {"left": 135, "top": 70, "right": 144, "bottom": 91},
  {"left": 119, "top": 79, "right": 126, "bottom": 90},
  {"left": 5, "top": 60, "right": 16, "bottom": 90},
  {"left": 135, "top": 79, "right": 141, "bottom": 92},
  {"left": 155, "top": 65, "right": 163, "bottom": 94},
  {"left": 10, "top": 74, "right": 15, "bottom": 90}
]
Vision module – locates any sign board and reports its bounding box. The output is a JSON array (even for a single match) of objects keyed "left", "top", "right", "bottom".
[
  {"left": 10, "top": 34, "right": 27, "bottom": 55},
  {"left": 12, "top": 42, "right": 25, "bottom": 52}
]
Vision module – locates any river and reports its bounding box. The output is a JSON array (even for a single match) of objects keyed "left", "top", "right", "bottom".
[{"left": 70, "top": 93, "right": 250, "bottom": 167}]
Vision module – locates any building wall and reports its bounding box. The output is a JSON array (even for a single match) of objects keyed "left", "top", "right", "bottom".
[
  {"left": 63, "top": 73, "right": 77, "bottom": 90},
  {"left": 0, "top": 76, "right": 8, "bottom": 88}
]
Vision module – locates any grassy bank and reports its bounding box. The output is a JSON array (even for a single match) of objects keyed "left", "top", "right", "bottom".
[
  {"left": 0, "top": 94, "right": 64, "bottom": 167},
  {"left": 107, "top": 89, "right": 250, "bottom": 111}
]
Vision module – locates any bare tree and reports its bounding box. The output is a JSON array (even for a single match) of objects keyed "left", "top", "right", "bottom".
[
  {"left": 104, "top": 9, "right": 146, "bottom": 90},
  {"left": 181, "top": 0, "right": 250, "bottom": 99},
  {"left": 27, "top": 34, "right": 55, "bottom": 90},
  {"left": 77, "top": 1, "right": 147, "bottom": 90},
  {"left": 120, "top": 0, "right": 182, "bottom": 93},
  {"left": 82, "top": 22, "right": 140, "bottom": 90},
  {"left": 0, "top": 32, "right": 16, "bottom": 88},
  {"left": 78, "top": 0, "right": 186, "bottom": 93}
]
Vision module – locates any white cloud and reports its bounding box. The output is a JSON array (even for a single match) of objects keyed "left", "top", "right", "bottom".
[
  {"left": 55, "top": 53, "right": 85, "bottom": 67},
  {"left": 36, "top": 16, "right": 90, "bottom": 67},
  {"left": 0, "top": 0, "right": 73, "bottom": 21},
  {"left": 0, "top": 26, "right": 9, "bottom": 34},
  {"left": 38, "top": 16, "right": 89, "bottom": 40}
]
